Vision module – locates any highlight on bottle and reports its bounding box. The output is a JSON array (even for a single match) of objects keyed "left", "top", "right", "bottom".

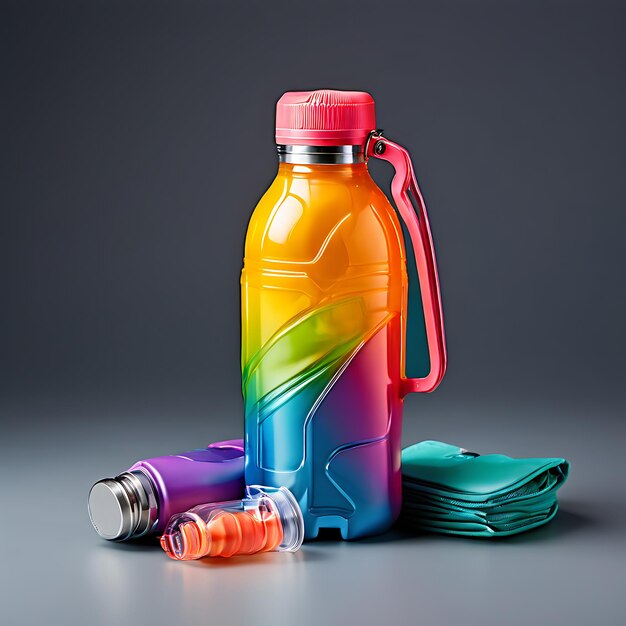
[{"left": 160, "top": 485, "right": 304, "bottom": 560}]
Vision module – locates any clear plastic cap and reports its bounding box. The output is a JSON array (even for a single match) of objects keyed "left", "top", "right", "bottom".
[{"left": 160, "top": 485, "right": 304, "bottom": 560}]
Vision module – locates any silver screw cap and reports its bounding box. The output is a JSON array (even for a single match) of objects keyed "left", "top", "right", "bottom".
[{"left": 88, "top": 472, "right": 157, "bottom": 541}]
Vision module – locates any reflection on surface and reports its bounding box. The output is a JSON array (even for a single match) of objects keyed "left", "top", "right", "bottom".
[{"left": 165, "top": 548, "right": 315, "bottom": 622}]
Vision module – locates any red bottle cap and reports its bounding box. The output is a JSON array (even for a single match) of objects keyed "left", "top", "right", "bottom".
[{"left": 275, "top": 89, "right": 376, "bottom": 146}]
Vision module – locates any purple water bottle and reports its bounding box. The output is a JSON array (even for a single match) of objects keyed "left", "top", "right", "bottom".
[{"left": 88, "top": 439, "right": 244, "bottom": 541}]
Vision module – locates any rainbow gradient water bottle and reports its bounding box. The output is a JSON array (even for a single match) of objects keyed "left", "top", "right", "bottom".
[{"left": 242, "top": 90, "right": 447, "bottom": 540}]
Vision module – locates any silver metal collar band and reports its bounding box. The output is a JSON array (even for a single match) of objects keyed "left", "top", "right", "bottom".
[{"left": 277, "top": 144, "right": 364, "bottom": 164}]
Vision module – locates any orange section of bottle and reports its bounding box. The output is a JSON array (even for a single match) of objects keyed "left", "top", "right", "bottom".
[{"left": 242, "top": 161, "right": 407, "bottom": 375}]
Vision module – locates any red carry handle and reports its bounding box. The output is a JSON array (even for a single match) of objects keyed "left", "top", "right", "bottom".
[{"left": 366, "top": 131, "right": 447, "bottom": 395}]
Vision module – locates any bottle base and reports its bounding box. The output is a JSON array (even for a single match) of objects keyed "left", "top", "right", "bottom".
[{"left": 303, "top": 513, "right": 394, "bottom": 541}]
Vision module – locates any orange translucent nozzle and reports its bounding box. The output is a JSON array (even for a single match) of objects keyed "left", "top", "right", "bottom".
[{"left": 160, "top": 486, "right": 303, "bottom": 561}]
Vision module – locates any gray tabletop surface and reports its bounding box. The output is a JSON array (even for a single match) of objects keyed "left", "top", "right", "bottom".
[{"left": 2, "top": 397, "right": 624, "bottom": 626}]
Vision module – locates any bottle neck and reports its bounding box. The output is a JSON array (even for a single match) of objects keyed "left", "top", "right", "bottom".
[
  {"left": 277, "top": 160, "right": 369, "bottom": 180},
  {"left": 277, "top": 144, "right": 364, "bottom": 165}
]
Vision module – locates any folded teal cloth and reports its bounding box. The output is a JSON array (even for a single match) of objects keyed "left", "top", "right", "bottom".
[{"left": 401, "top": 441, "right": 569, "bottom": 537}]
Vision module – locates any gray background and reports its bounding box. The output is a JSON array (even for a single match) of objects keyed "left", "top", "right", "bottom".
[{"left": 1, "top": 1, "right": 625, "bottom": 625}]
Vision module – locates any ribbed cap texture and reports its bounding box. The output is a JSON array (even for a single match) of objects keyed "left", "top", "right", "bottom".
[{"left": 276, "top": 89, "right": 376, "bottom": 146}]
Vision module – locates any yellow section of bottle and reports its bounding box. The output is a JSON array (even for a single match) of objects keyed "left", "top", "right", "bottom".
[{"left": 241, "top": 161, "right": 408, "bottom": 383}]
